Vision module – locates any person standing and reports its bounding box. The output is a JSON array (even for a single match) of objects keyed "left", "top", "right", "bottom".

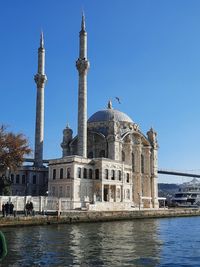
[
  {"left": 1, "top": 204, "right": 5, "bottom": 217},
  {"left": 4, "top": 202, "right": 9, "bottom": 217},
  {"left": 29, "top": 201, "right": 34, "bottom": 216},
  {"left": 9, "top": 202, "right": 14, "bottom": 216}
]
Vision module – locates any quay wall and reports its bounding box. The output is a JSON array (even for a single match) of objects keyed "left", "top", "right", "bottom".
[{"left": 0, "top": 208, "right": 200, "bottom": 227}]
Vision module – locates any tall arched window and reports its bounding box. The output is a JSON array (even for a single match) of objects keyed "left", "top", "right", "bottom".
[
  {"left": 141, "top": 154, "right": 144, "bottom": 173},
  {"left": 122, "top": 151, "right": 125, "bottom": 162},
  {"left": 95, "top": 169, "right": 99, "bottom": 179},
  {"left": 11, "top": 174, "right": 14, "bottom": 182},
  {"left": 132, "top": 153, "right": 135, "bottom": 172},
  {"left": 111, "top": 170, "right": 115, "bottom": 180},
  {"left": 53, "top": 169, "right": 56, "bottom": 180},
  {"left": 67, "top": 168, "right": 71, "bottom": 179},
  {"left": 83, "top": 168, "right": 87, "bottom": 179},
  {"left": 16, "top": 174, "right": 20, "bottom": 184},
  {"left": 118, "top": 170, "right": 122, "bottom": 181},
  {"left": 60, "top": 168, "right": 63, "bottom": 179},
  {"left": 126, "top": 173, "right": 130, "bottom": 183},
  {"left": 33, "top": 175, "right": 37, "bottom": 184},
  {"left": 22, "top": 175, "right": 26, "bottom": 184},
  {"left": 89, "top": 169, "right": 93, "bottom": 179},
  {"left": 78, "top": 167, "right": 81, "bottom": 178}
]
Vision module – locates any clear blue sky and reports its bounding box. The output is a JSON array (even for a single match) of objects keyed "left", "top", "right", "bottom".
[{"left": 1, "top": 0, "right": 200, "bottom": 183}]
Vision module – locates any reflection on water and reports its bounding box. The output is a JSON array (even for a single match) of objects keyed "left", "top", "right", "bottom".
[
  {"left": 1, "top": 219, "right": 161, "bottom": 266},
  {"left": 2, "top": 217, "right": 200, "bottom": 266}
]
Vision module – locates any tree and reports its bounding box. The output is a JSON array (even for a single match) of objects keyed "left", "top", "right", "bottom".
[{"left": 0, "top": 125, "right": 32, "bottom": 195}]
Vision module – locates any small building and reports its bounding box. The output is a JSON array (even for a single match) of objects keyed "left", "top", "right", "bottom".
[{"left": 10, "top": 166, "right": 48, "bottom": 196}]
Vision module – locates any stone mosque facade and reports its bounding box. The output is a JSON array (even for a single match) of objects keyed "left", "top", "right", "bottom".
[
  {"left": 11, "top": 15, "right": 159, "bottom": 210},
  {"left": 48, "top": 15, "right": 159, "bottom": 210}
]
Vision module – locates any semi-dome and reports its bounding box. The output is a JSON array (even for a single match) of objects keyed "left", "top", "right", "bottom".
[{"left": 88, "top": 100, "right": 133, "bottom": 123}]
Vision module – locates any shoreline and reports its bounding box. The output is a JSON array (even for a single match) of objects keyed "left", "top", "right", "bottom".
[{"left": 0, "top": 208, "right": 200, "bottom": 227}]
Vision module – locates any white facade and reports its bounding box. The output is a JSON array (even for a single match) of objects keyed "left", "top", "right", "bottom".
[
  {"left": 48, "top": 15, "right": 159, "bottom": 210},
  {"left": 49, "top": 115, "right": 159, "bottom": 210},
  {"left": 10, "top": 15, "right": 159, "bottom": 210}
]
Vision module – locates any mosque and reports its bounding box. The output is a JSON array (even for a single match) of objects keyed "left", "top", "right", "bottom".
[{"left": 11, "top": 15, "right": 159, "bottom": 210}]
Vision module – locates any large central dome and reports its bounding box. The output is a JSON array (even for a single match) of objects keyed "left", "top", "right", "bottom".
[{"left": 88, "top": 101, "right": 133, "bottom": 123}]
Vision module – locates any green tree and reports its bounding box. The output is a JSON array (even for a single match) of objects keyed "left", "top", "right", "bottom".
[{"left": 0, "top": 125, "right": 32, "bottom": 195}]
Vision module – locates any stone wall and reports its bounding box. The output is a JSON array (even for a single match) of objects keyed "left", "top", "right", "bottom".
[{"left": 1, "top": 209, "right": 200, "bottom": 228}]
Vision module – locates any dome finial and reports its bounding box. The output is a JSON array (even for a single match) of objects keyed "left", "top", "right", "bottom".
[
  {"left": 66, "top": 123, "right": 71, "bottom": 129},
  {"left": 107, "top": 100, "right": 113, "bottom": 109}
]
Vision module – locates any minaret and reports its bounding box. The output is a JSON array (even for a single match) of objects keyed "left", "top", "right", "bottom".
[
  {"left": 76, "top": 13, "right": 90, "bottom": 157},
  {"left": 34, "top": 32, "right": 47, "bottom": 167}
]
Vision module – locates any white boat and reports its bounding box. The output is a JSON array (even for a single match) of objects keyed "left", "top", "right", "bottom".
[{"left": 172, "top": 178, "right": 200, "bottom": 207}]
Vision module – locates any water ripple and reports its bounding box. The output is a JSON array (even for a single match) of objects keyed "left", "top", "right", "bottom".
[{"left": 1, "top": 217, "right": 200, "bottom": 266}]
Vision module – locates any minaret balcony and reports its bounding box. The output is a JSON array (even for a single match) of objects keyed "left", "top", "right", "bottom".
[
  {"left": 76, "top": 58, "right": 90, "bottom": 74},
  {"left": 34, "top": 74, "right": 47, "bottom": 87}
]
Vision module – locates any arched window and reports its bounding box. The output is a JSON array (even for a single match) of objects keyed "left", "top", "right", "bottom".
[
  {"left": 15, "top": 174, "right": 20, "bottom": 184},
  {"left": 99, "top": 150, "right": 105, "bottom": 158},
  {"left": 78, "top": 167, "right": 81, "bottom": 178},
  {"left": 89, "top": 169, "right": 93, "bottom": 179},
  {"left": 111, "top": 170, "right": 115, "bottom": 180},
  {"left": 22, "top": 175, "right": 26, "bottom": 184},
  {"left": 95, "top": 169, "right": 99, "bottom": 179},
  {"left": 33, "top": 175, "right": 37, "bottom": 184},
  {"left": 132, "top": 153, "right": 135, "bottom": 172},
  {"left": 88, "top": 151, "right": 93, "bottom": 159},
  {"left": 126, "top": 173, "right": 130, "bottom": 183},
  {"left": 122, "top": 151, "right": 125, "bottom": 162},
  {"left": 11, "top": 174, "right": 14, "bottom": 182},
  {"left": 118, "top": 170, "right": 121, "bottom": 181},
  {"left": 83, "top": 168, "right": 87, "bottom": 179},
  {"left": 141, "top": 154, "right": 144, "bottom": 173},
  {"left": 60, "top": 168, "right": 63, "bottom": 179},
  {"left": 105, "top": 169, "right": 109, "bottom": 179},
  {"left": 53, "top": 169, "right": 56, "bottom": 180},
  {"left": 67, "top": 168, "right": 71, "bottom": 179}
]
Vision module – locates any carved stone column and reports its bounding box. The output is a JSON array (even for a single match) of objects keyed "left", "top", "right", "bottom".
[
  {"left": 147, "top": 127, "right": 159, "bottom": 209},
  {"left": 132, "top": 136, "right": 142, "bottom": 206},
  {"left": 151, "top": 148, "right": 159, "bottom": 208},
  {"left": 142, "top": 146, "right": 152, "bottom": 208}
]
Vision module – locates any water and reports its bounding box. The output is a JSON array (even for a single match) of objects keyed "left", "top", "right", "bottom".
[{"left": 1, "top": 216, "right": 200, "bottom": 266}]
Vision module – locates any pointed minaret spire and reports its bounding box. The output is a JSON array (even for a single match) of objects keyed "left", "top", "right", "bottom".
[
  {"left": 40, "top": 31, "right": 44, "bottom": 48},
  {"left": 34, "top": 32, "right": 47, "bottom": 167},
  {"left": 81, "top": 12, "right": 86, "bottom": 31},
  {"left": 76, "top": 14, "right": 90, "bottom": 157}
]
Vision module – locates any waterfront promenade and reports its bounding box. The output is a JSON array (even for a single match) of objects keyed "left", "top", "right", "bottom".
[{"left": 0, "top": 208, "right": 200, "bottom": 227}]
